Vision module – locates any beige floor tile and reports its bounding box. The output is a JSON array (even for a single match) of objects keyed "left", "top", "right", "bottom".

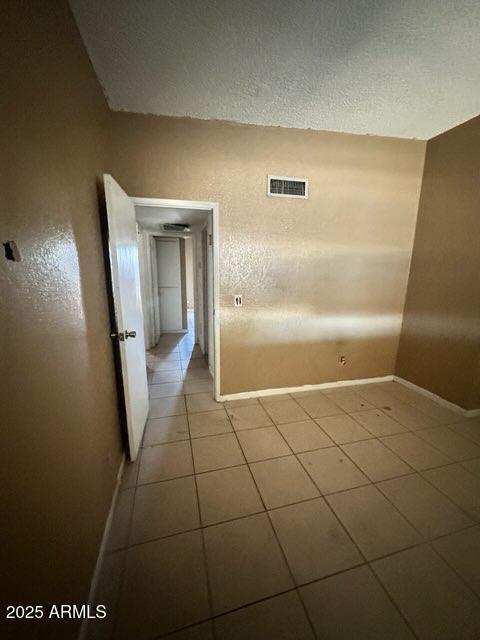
[
  {"left": 423, "top": 464, "right": 480, "bottom": 520},
  {"left": 149, "top": 396, "right": 187, "bottom": 418},
  {"left": 181, "top": 351, "right": 205, "bottom": 363},
  {"left": 449, "top": 419, "right": 480, "bottom": 445},
  {"left": 400, "top": 393, "right": 461, "bottom": 425},
  {"left": 376, "top": 381, "right": 416, "bottom": 402},
  {"left": 192, "top": 433, "right": 244, "bottom": 473},
  {"left": 292, "top": 391, "right": 343, "bottom": 418},
  {"left": 116, "top": 531, "right": 209, "bottom": 639},
  {"left": 326, "top": 485, "right": 421, "bottom": 560},
  {"left": 379, "top": 401, "right": 437, "bottom": 431},
  {"left": 130, "top": 477, "right": 199, "bottom": 544},
  {"left": 250, "top": 456, "right": 320, "bottom": 509},
  {"left": 87, "top": 550, "right": 125, "bottom": 640},
  {"left": 298, "top": 446, "right": 369, "bottom": 494},
  {"left": 226, "top": 403, "right": 273, "bottom": 430},
  {"left": 378, "top": 474, "right": 474, "bottom": 538},
  {"left": 351, "top": 409, "right": 408, "bottom": 437},
  {"left": 224, "top": 397, "right": 260, "bottom": 409},
  {"left": 179, "top": 344, "right": 203, "bottom": 356},
  {"left": 163, "top": 622, "right": 214, "bottom": 640},
  {"left": 380, "top": 432, "right": 452, "bottom": 470},
  {"left": 416, "top": 426, "right": 480, "bottom": 461},
  {"left": 157, "top": 334, "right": 184, "bottom": 346},
  {"left": 432, "top": 526, "right": 480, "bottom": 597},
  {"left": 183, "top": 358, "right": 208, "bottom": 369},
  {"left": 462, "top": 457, "right": 480, "bottom": 477},
  {"left": 372, "top": 544, "right": 480, "bottom": 640},
  {"left": 149, "top": 382, "right": 185, "bottom": 398},
  {"left": 150, "top": 360, "right": 183, "bottom": 372},
  {"left": 322, "top": 389, "right": 373, "bottom": 413},
  {"left": 183, "top": 379, "right": 213, "bottom": 394},
  {"left": 186, "top": 392, "right": 221, "bottom": 413},
  {"left": 184, "top": 369, "right": 213, "bottom": 381},
  {"left": 108, "top": 489, "right": 135, "bottom": 551},
  {"left": 277, "top": 420, "right": 334, "bottom": 453},
  {"left": 204, "top": 513, "right": 293, "bottom": 614},
  {"left": 342, "top": 438, "right": 413, "bottom": 482},
  {"left": 150, "top": 345, "right": 178, "bottom": 355},
  {"left": 260, "top": 398, "right": 310, "bottom": 424},
  {"left": 316, "top": 414, "right": 373, "bottom": 444},
  {"left": 301, "top": 565, "right": 415, "bottom": 640},
  {"left": 353, "top": 384, "right": 400, "bottom": 409},
  {"left": 151, "top": 370, "right": 184, "bottom": 384},
  {"left": 237, "top": 426, "right": 291, "bottom": 462},
  {"left": 214, "top": 591, "right": 315, "bottom": 640},
  {"left": 147, "top": 352, "right": 181, "bottom": 364},
  {"left": 189, "top": 409, "right": 232, "bottom": 438},
  {"left": 269, "top": 498, "right": 362, "bottom": 584},
  {"left": 197, "top": 465, "right": 263, "bottom": 525},
  {"left": 143, "top": 415, "right": 189, "bottom": 446},
  {"left": 138, "top": 441, "right": 193, "bottom": 484},
  {"left": 259, "top": 394, "right": 292, "bottom": 404}
]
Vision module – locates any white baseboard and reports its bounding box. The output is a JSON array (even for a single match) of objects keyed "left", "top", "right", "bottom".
[
  {"left": 78, "top": 454, "right": 125, "bottom": 640},
  {"left": 217, "top": 375, "right": 394, "bottom": 402},
  {"left": 393, "top": 376, "right": 480, "bottom": 417}
]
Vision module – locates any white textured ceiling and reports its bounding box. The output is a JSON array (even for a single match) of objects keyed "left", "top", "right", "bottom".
[{"left": 70, "top": 0, "right": 480, "bottom": 139}]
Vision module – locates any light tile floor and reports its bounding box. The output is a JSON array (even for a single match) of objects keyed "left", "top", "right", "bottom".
[{"left": 89, "top": 324, "right": 480, "bottom": 639}]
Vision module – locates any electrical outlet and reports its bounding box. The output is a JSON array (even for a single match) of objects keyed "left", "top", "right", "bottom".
[
  {"left": 340, "top": 355, "right": 346, "bottom": 366},
  {"left": 234, "top": 294, "right": 243, "bottom": 307}
]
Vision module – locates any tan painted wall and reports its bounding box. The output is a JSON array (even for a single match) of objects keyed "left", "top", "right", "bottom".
[
  {"left": 1, "top": 2, "right": 122, "bottom": 637},
  {"left": 396, "top": 116, "right": 480, "bottom": 410},
  {"left": 107, "top": 113, "right": 426, "bottom": 394}
]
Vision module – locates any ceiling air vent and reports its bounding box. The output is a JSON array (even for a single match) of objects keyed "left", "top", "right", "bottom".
[
  {"left": 267, "top": 175, "right": 308, "bottom": 199},
  {"left": 163, "top": 223, "right": 190, "bottom": 232}
]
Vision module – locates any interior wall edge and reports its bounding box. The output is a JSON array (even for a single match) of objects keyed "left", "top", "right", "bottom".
[{"left": 395, "top": 113, "right": 480, "bottom": 410}]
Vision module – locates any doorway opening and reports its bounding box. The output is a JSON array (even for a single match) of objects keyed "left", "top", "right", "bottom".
[{"left": 133, "top": 198, "right": 220, "bottom": 400}]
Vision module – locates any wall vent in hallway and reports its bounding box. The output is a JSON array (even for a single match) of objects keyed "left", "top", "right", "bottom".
[{"left": 267, "top": 175, "right": 308, "bottom": 199}]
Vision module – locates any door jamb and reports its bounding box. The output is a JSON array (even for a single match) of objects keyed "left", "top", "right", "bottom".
[{"left": 132, "top": 197, "right": 221, "bottom": 401}]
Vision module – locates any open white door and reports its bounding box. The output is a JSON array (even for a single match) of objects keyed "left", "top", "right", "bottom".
[{"left": 104, "top": 175, "right": 149, "bottom": 460}]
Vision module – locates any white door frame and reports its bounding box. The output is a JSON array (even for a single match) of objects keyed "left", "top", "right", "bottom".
[{"left": 132, "top": 197, "right": 221, "bottom": 401}]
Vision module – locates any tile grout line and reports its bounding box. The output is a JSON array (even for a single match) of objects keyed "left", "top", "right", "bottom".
[
  {"left": 307, "top": 472, "right": 421, "bottom": 640},
  {"left": 427, "top": 540, "right": 480, "bottom": 604},
  {"left": 235, "top": 436, "right": 320, "bottom": 639},
  {"left": 218, "top": 402, "right": 318, "bottom": 637},
  {"left": 287, "top": 431, "right": 423, "bottom": 638},
  {"left": 185, "top": 395, "right": 219, "bottom": 640},
  {"left": 130, "top": 374, "right": 480, "bottom": 638}
]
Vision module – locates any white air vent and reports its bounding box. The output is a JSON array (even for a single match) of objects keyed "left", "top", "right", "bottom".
[{"left": 267, "top": 175, "right": 308, "bottom": 199}]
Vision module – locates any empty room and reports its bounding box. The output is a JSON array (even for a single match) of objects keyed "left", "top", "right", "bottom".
[{"left": 3, "top": 1, "right": 480, "bottom": 639}]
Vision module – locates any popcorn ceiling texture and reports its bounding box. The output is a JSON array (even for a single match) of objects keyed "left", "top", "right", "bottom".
[{"left": 70, "top": 0, "right": 480, "bottom": 140}]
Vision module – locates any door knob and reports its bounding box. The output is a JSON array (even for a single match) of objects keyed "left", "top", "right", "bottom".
[
  {"left": 110, "top": 331, "right": 125, "bottom": 341},
  {"left": 125, "top": 330, "right": 137, "bottom": 339}
]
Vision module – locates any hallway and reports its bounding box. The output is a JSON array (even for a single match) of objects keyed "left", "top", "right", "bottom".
[{"left": 90, "top": 341, "right": 480, "bottom": 639}]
